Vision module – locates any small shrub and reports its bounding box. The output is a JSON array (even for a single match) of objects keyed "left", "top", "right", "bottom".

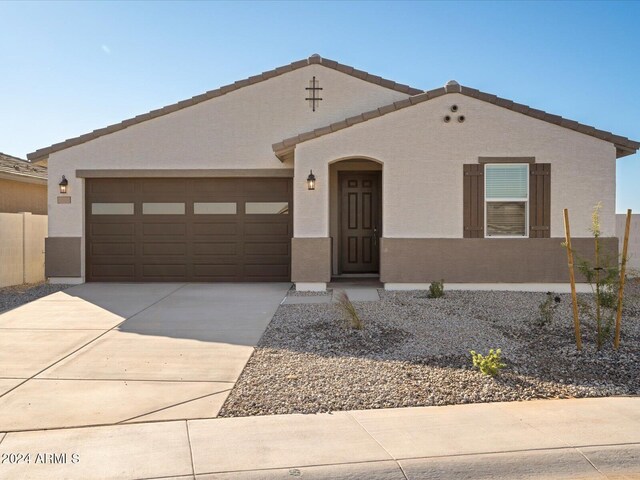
[
  {"left": 599, "top": 284, "right": 618, "bottom": 310},
  {"left": 537, "top": 292, "right": 561, "bottom": 326},
  {"left": 428, "top": 280, "right": 445, "bottom": 299},
  {"left": 334, "top": 290, "right": 364, "bottom": 330},
  {"left": 470, "top": 348, "right": 506, "bottom": 376},
  {"left": 573, "top": 203, "right": 622, "bottom": 349}
]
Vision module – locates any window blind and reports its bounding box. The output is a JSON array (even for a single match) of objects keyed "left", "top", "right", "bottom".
[
  {"left": 486, "top": 201, "right": 526, "bottom": 236},
  {"left": 486, "top": 164, "right": 528, "bottom": 199}
]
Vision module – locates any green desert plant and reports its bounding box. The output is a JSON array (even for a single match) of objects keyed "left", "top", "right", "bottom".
[
  {"left": 537, "top": 292, "right": 561, "bottom": 326},
  {"left": 334, "top": 290, "right": 364, "bottom": 330},
  {"left": 573, "top": 203, "right": 621, "bottom": 349},
  {"left": 428, "top": 280, "right": 445, "bottom": 299},
  {"left": 470, "top": 348, "right": 506, "bottom": 376}
]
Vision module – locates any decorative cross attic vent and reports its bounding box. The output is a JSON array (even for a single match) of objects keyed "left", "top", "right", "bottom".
[{"left": 305, "top": 76, "right": 323, "bottom": 112}]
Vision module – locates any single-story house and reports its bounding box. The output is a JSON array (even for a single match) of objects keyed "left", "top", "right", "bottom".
[
  {"left": 28, "top": 55, "right": 639, "bottom": 290},
  {"left": 0, "top": 152, "right": 47, "bottom": 215}
]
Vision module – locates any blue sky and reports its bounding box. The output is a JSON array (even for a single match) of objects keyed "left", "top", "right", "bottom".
[{"left": 1, "top": 0, "right": 638, "bottom": 212}]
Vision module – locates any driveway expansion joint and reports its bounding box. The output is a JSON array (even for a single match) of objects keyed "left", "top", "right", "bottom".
[
  {"left": 118, "top": 388, "right": 233, "bottom": 425},
  {"left": 185, "top": 420, "right": 197, "bottom": 479},
  {"left": 575, "top": 446, "right": 608, "bottom": 476}
]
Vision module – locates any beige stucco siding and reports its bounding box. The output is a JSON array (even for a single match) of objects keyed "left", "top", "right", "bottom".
[
  {"left": 0, "top": 213, "right": 47, "bottom": 287},
  {"left": 0, "top": 178, "right": 47, "bottom": 215},
  {"left": 617, "top": 214, "right": 640, "bottom": 273},
  {"left": 45, "top": 64, "right": 410, "bottom": 277},
  {"left": 294, "top": 93, "right": 616, "bottom": 239}
]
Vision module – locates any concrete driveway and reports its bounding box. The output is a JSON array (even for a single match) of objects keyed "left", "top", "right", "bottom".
[{"left": 0, "top": 283, "right": 290, "bottom": 431}]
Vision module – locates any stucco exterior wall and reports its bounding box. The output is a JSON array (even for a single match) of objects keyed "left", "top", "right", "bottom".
[
  {"left": 617, "top": 213, "right": 640, "bottom": 274},
  {"left": 45, "top": 65, "right": 409, "bottom": 279},
  {"left": 0, "top": 213, "right": 47, "bottom": 287},
  {"left": 294, "top": 93, "right": 617, "bottom": 239},
  {"left": 0, "top": 178, "right": 47, "bottom": 215}
]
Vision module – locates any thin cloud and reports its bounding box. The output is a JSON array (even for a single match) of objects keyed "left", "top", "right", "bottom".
[{"left": 101, "top": 44, "right": 111, "bottom": 55}]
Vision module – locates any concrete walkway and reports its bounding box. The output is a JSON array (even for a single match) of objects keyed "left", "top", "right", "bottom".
[
  {"left": 283, "top": 285, "right": 380, "bottom": 304},
  {"left": 0, "top": 397, "right": 637, "bottom": 479},
  {"left": 0, "top": 283, "right": 290, "bottom": 431}
]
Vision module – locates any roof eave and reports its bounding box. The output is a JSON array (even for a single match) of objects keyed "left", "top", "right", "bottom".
[
  {"left": 271, "top": 86, "right": 640, "bottom": 159},
  {"left": 615, "top": 144, "right": 638, "bottom": 158},
  {"left": 27, "top": 55, "right": 422, "bottom": 162},
  {"left": 0, "top": 172, "right": 47, "bottom": 185},
  {"left": 274, "top": 146, "right": 295, "bottom": 163}
]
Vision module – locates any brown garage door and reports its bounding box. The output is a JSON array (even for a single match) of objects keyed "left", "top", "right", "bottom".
[{"left": 85, "top": 178, "right": 292, "bottom": 282}]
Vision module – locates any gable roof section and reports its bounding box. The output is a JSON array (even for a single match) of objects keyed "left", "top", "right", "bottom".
[
  {"left": 0, "top": 152, "right": 47, "bottom": 183},
  {"left": 272, "top": 81, "right": 640, "bottom": 160},
  {"left": 27, "top": 55, "right": 422, "bottom": 162}
]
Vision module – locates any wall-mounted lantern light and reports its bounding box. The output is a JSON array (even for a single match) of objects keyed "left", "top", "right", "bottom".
[
  {"left": 59, "top": 175, "right": 69, "bottom": 194},
  {"left": 306, "top": 170, "right": 316, "bottom": 190}
]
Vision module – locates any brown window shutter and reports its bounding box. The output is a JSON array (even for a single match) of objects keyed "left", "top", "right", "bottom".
[
  {"left": 529, "top": 163, "right": 551, "bottom": 238},
  {"left": 463, "top": 164, "right": 484, "bottom": 238}
]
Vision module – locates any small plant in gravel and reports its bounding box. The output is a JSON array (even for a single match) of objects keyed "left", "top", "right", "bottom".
[
  {"left": 470, "top": 348, "right": 506, "bottom": 376},
  {"left": 334, "top": 290, "right": 364, "bottom": 330},
  {"left": 537, "top": 292, "right": 561, "bottom": 326},
  {"left": 573, "top": 203, "right": 622, "bottom": 350},
  {"left": 428, "top": 280, "right": 445, "bottom": 298}
]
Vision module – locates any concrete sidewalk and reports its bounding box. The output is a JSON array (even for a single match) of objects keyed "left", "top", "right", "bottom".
[{"left": 0, "top": 397, "right": 638, "bottom": 479}]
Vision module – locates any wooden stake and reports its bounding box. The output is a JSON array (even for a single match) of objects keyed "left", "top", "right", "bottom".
[
  {"left": 614, "top": 209, "right": 632, "bottom": 350},
  {"left": 563, "top": 208, "right": 582, "bottom": 351}
]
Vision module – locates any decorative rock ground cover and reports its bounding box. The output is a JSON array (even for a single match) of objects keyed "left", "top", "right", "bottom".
[
  {"left": 220, "top": 280, "right": 640, "bottom": 417},
  {"left": 0, "top": 282, "right": 72, "bottom": 313}
]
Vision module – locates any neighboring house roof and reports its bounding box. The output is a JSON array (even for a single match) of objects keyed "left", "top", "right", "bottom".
[
  {"left": 272, "top": 81, "right": 640, "bottom": 160},
  {"left": 27, "top": 55, "right": 423, "bottom": 162},
  {"left": 0, "top": 152, "right": 47, "bottom": 184}
]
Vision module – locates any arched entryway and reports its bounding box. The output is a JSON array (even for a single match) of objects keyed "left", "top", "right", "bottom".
[{"left": 329, "top": 158, "right": 383, "bottom": 277}]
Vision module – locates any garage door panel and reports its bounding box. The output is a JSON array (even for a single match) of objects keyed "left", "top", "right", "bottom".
[
  {"left": 141, "top": 179, "right": 188, "bottom": 194},
  {"left": 191, "top": 178, "right": 240, "bottom": 195},
  {"left": 245, "top": 255, "right": 290, "bottom": 266},
  {"left": 90, "top": 223, "right": 136, "bottom": 236},
  {"left": 193, "top": 264, "right": 241, "bottom": 277},
  {"left": 91, "top": 243, "right": 136, "bottom": 256},
  {"left": 142, "top": 264, "right": 187, "bottom": 278},
  {"left": 244, "top": 243, "right": 289, "bottom": 255},
  {"left": 142, "top": 243, "right": 187, "bottom": 255},
  {"left": 243, "top": 178, "right": 291, "bottom": 194},
  {"left": 192, "top": 256, "right": 242, "bottom": 266},
  {"left": 244, "top": 223, "right": 289, "bottom": 236},
  {"left": 193, "top": 223, "right": 238, "bottom": 236},
  {"left": 86, "top": 177, "right": 292, "bottom": 282},
  {"left": 90, "top": 264, "right": 136, "bottom": 278},
  {"left": 193, "top": 243, "right": 239, "bottom": 255},
  {"left": 142, "top": 223, "right": 187, "bottom": 236},
  {"left": 89, "top": 236, "right": 136, "bottom": 246}
]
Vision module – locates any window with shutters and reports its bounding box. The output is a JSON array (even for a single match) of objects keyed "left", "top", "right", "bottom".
[{"left": 484, "top": 164, "right": 529, "bottom": 237}]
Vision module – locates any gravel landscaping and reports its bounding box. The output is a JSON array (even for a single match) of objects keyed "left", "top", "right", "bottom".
[
  {"left": 220, "top": 280, "right": 640, "bottom": 417},
  {"left": 0, "top": 282, "right": 72, "bottom": 313}
]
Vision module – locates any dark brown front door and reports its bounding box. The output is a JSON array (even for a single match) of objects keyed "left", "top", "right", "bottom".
[
  {"left": 85, "top": 177, "right": 292, "bottom": 282},
  {"left": 339, "top": 172, "right": 381, "bottom": 274}
]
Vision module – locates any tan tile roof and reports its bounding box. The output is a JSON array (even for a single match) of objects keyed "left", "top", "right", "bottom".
[
  {"left": 27, "top": 55, "right": 423, "bottom": 162},
  {"left": 272, "top": 81, "right": 640, "bottom": 159},
  {"left": 0, "top": 152, "right": 47, "bottom": 181}
]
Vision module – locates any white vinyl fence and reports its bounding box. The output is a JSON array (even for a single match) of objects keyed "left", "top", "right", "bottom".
[
  {"left": 617, "top": 213, "right": 640, "bottom": 276},
  {"left": 0, "top": 212, "right": 47, "bottom": 287}
]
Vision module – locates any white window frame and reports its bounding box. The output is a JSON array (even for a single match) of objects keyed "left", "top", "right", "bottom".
[{"left": 484, "top": 163, "right": 529, "bottom": 238}]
